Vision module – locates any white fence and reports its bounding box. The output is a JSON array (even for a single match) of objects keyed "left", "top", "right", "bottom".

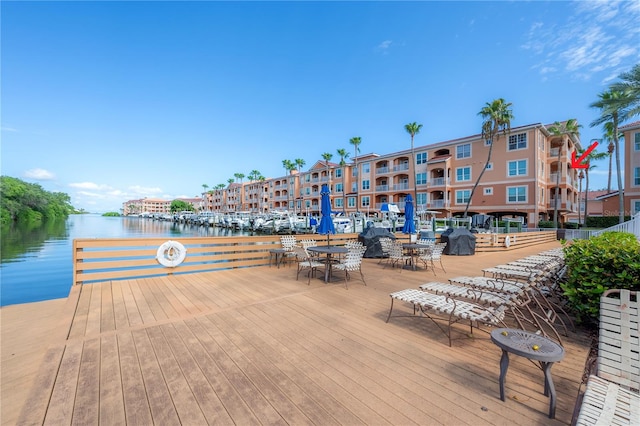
[{"left": 564, "top": 212, "right": 640, "bottom": 241}]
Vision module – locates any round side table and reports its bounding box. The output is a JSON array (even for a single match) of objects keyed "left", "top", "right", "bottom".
[{"left": 490, "top": 328, "right": 565, "bottom": 419}]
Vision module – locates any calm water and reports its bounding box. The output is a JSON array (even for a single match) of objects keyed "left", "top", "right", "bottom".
[{"left": 0, "top": 214, "right": 248, "bottom": 307}]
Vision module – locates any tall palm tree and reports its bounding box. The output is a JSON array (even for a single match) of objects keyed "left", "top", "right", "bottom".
[
  {"left": 590, "top": 89, "right": 632, "bottom": 224},
  {"left": 294, "top": 158, "right": 306, "bottom": 214},
  {"left": 321, "top": 152, "right": 333, "bottom": 184},
  {"left": 282, "top": 159, "right": 296, "bottom": 211},
  {"left": 610, "top": 63, "right": 640, "bottom": 120},
  {"left": 336, "top": 148, "right": 350, "bottom": 214},
  {"left": 578, "top": 170, "right": 584, "bottom": 226},
  {"left": 202, "top": 184, "right": 209, "bottom": 193},
  {"left": 579, "top": 146, "right": 607, "bottom": 226},
  {"left": 349, "top": 137, "right": 362, "bottom": 212},
  {"left": 404, "top": 122, "right": 423, "bottom": 209},
  {"left": 602, "top": 122, "right": 617, "bottom": 194},
  {"left": 463, "top": 99, "right": 514, "bottom": 218},
  {"left": 548, "top": 118, "right": 581, "bottom": 227}
]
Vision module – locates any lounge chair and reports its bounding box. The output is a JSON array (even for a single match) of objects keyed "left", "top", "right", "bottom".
[
  {"left": 386, "top": 288, "right": 507, "bottom": 347},
  {"left": 574, "top": 289, "right": 639, "bottom": 425}
]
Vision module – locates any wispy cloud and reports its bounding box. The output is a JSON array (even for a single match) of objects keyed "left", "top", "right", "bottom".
[
  {"left": 129, "top": 185, "right": 163, "bottom": 195},
  {"left": 69, "top": 182, "right": 114, "bottom": 191},
  {"left": 376, "top": 40, "right": 393, "bottom": 54},
  {"left": 1, "top": 126, "right": 18, "bottom": 132},
  {"left": 522, "top": 0, "right": 640, "bottom": 81},
  {"left": 24, "top": 168, "right": 55, "bottom": 180}
]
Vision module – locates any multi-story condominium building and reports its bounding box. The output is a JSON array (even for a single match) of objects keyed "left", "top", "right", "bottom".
[
  {"left": 622, "top": 121, "right": 640, "bottom": 216},
  {"left": 125, "top": 119, "right": 639, "bottom": 225},
  {"left": 122, "top": 197, "right": 202, "bottom": 216}
]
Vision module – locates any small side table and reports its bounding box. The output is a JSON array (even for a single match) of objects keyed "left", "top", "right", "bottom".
[
  {"left": 269, "top": 248, "right": 287, "bottom": 268},
  {"left": 490, "top": 328, "right": 565, "bottom": 419}
]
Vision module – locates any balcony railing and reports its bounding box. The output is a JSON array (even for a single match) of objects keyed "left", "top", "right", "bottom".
[
  {"left": 376, "top": 167, "right": 390, "bottom": 174},
  {"left": 429, "top": 200, "right": 449, "bottom": 208},
  {"left": 393, "top": 164, "right": 409, "bottom": 172},
  {"left": 376, "top": 185, "right": 389, "bottom": 191},
  {"left": 429, "top": 177, "right": 448, "bottom": 186},
  {"left": 393, "top": 183, "right": 410, "bottom": 190}
]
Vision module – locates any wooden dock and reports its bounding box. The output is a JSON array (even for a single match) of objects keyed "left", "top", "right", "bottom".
[{"left": 6, "top": 240, "right": 591, "bottom": 425}]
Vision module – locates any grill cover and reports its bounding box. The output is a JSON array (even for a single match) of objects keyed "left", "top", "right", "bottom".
[{"left": 358, "top": 227, "right": 396, "bottom": 258}]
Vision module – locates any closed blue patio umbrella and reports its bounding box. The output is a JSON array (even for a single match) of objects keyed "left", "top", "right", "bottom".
[
  {"left": 402, "top": 194, "right": 416, "bottom": 235},
  {"left": 317, "top": 184, "right": 335, "bottom": 245}
]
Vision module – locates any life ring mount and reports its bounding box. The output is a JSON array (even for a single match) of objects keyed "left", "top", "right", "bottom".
[{"left": 156, "top": 240, "right": 187, "bottom": 268}]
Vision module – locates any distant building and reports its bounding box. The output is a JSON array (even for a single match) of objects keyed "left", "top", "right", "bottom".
[{"left": 122, "top": 197, "right": 202, "bottom": 216}]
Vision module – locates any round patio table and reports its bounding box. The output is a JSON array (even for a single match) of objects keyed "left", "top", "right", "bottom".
[
  {"left": 401, "top": 243, "right": 431, "bottom": 271},
  {"left": 490, "top": 328, "right": 565, "bottom": 419},
  {"left": 307, "top": 246, "right": 348, "bottom": 283}
]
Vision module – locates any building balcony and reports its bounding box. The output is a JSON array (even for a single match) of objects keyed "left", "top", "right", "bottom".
[
  {"left": 429, "top": 200, "right": 450, "bottom": 209},
  {"left": 376, "top": 167, "right": 390, "bottom": 174},
  {"left": 393, "top": 164, "right": 409, "bottom": 172},
  {"left": 429, "top": 177, "right": 448, "bottom": 186},
  {"left": 376, "top": 185, "right": 389, "bottom": 191},
  {"left": 393, "top": 183, "right": 410, "bottom": 191}
]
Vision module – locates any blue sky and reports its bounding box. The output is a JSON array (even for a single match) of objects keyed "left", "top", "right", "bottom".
[{"left": 2, "top": 1, "right": 639, "bottom": 213}]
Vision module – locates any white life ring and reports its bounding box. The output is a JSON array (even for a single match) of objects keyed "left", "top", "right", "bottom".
[
  {"left": 156, "top": 240, "right": 187, "bottom": 267},
  {"left": 504, "top": 236, "right": 511, "bottom": 248}
]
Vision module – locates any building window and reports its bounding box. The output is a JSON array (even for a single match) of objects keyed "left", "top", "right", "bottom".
[
  {"left": 456, "top": 143, "right": 471, "bottom": 159},
  {"left": 305, "top": 175, "right": 310, "bottom": 182},
  {"left": 507, "top": 186, "right": 527, "bottom": 203},
  {"left": 362, "top": 180, "right": 370, "bottom": 190},
  {"left": 635, "top": 132, "right": 640, "bottom": 151},
  {"left": 456, "top": 166, "right": 471, "bottom": 182},
  {"left": 416, "top": 152, "right": 427, "bottom": 164},
  {"left": 305, "top": 188, "right": 310, "bottom": 195},
  {"left": 335, "top": 169, "right": 342, "bottom": 178},
  {"left": 508, "top": 133, "right": 527, "bottom": 150},
  {"left": 633, "top": 200, "right": 640, "bottom": 215},
  {"left": 335, "top": 198, "right": 343, "bottom": 207},
  {"left": 485, "top": 139, "right": 492, "bottom": 146},
  {"left": 416, "top": 193, "right": 426, "bottom": 205},
  {"left": 455, "top": 190, "right": 470, "bottom": 204},
  {"left": 362, "top": 162, "right": 370, "bottom": 173},
  {"left": 352, "top": 167, "right": 358, "bottom": 177},
  {"left": 416, "top": 173, "right": 427, "bottom": 185},
  {"left": 362, "top": 196, "right": 370, "bottom": 207},
  {"left": 508, "top": 159, "right": 527, "bottom": 176},
  {"left": 351, "top": 182, "right": 357, "bottom": 192},
  {"left": 486, "top": 162, "right": 493, "bottom": 170},
  {"left": 484, "top": 187, "right": 493, "bottom": 195},
  {"left": 348, "top": 197, "right": 356, "bottom": 207},
  {"left": 635, "top": 167, "right": 640, "bottom": 186},
  {"left": 335, "top": 183, "right": 343, "bottom": 193}
]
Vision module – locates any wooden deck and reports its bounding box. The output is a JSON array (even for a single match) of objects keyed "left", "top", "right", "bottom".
[{"left": 16, "top": 241, "right": 591, "bottom": 425}]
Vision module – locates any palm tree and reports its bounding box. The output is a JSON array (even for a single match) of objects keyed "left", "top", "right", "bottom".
[
  {"left": 578, "top": 170, "right": 584, "bottom": 226},
  {"left": 202, "top": 184, "right": 209, "bottom": 193},
  {"left": 282, "top": 159, "right": 296, "bottom": 211},
  {"left": 602, "top": 122, "right": 618, "bottom": 194},
  {"left": 349, "top": 137, "right": 362, "bottom": 212},
  {"left": 336, "top": 148, "right": 350, "bottom": 214},
  {"left": 579, "top": 146, "right": 607, "bottom": 226},
  {"left": 463, "top": 99, "right": 514, "bottom": 218},
  {"left": 610, "top": 63, "right": 640, "bottom": 120},
  {"left": 404, "top": 122, "right": 423, "bottom": 209},
  {"left": 321, "top": 152, "right": 333, "bottom": 184},
  {"left": 294, "top": 158, "right": 306, "bottom": 214},
  {"left": 548, "top": 118, "right": 581, "bottom": 227},
  {"left": 590, "top": 89, "right": 632, "bottom": 224}
]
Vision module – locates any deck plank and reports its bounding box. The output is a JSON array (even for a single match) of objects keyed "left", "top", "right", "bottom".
[{"left": 14, "top": 241, "right": 593, "bottom": 425}]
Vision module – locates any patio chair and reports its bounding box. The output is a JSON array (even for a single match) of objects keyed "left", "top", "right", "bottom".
[
  {"left": 386, "top": 288, "right": 508, "bottom": 347},
  {"left": 418, "top": 243, "right": 446, "bottom": 275},
  {"left": 378, "top": 237, "right": 393, "bottom": 265},
  {"left": 291, "top": 245, "right": 324, "bottom": 285},
  {"left": 574, "top": 289, "right": 639, "bottom": 426},
  {"left": 387, "top": 242, "right": 410, "bottom": 270},
  {"left": 280, "top": 235, "right": 298, "bottom": 266},
  {"left": 332, "top": 245, "right": 367, "bottom": 289}
]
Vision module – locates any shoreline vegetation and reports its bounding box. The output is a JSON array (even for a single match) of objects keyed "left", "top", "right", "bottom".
[{"left": 0, "top": 176, "right": 76, "bottom": 225}]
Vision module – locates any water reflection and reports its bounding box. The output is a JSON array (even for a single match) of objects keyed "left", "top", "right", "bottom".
[
  {"left": 0, "top": 214, "right": 251, "bottom": 306},
  {"left": 1, "top": 219, "right": 69, "bottom": 264}
]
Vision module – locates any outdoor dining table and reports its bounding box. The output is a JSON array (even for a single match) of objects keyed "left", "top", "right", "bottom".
[
  {"left": 402, "top": 243, "right": 432, "bottom": 271},
  {"left": 307, "top": 245, "right": 348, "bottom": 283}
]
